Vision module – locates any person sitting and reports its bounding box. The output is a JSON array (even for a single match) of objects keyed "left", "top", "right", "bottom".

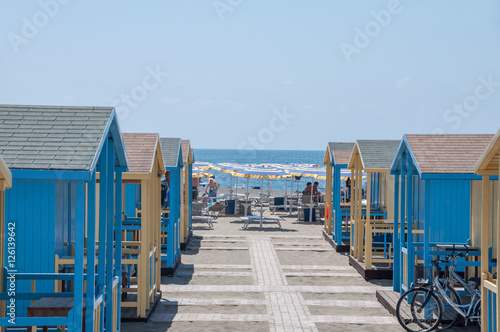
[
  {"left": 312, "top": 181, "right": 321, "bottom": 202},
  {"left": 303, "top": 182, "right": 312, "bottom": 195},
  {"left": 192, "top": 177, "right": 200, "bottom": 201}
]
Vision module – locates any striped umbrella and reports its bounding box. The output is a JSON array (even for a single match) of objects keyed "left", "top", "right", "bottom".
[
  {"left": 211, "top": 163, "right": 253, "bottom": 197},
  {"left": 193, "top": 161, "right": 212, "bottom": 170},
  {"left": 193, "top": 167, "right": 212, "bottom": 178},
  {"left": 230, "top": 166, "right": 292, "bottom": 198}
]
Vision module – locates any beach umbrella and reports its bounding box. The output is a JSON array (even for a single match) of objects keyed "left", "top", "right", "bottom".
[
  {"left": 211, "top": 163, "right": 252, "bottom": 198},
  {"left": 231, "top": 166, "right": 292, "bottom": 199},
  {"left": 193, "top": 161, "right": 212, "bottom": 170},
  {"left": 193, "top": 167, "right": 212, "bottom": 178},
  {"left": 285, "top": 166, "right": 323, "bottom": 178}
]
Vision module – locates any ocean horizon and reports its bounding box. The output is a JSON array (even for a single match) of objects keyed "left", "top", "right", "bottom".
[{"left": 193, "top": 148, "right": 326, "bottom": 192}]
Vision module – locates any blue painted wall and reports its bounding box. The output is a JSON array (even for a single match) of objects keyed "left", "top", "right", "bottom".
[
  {"left": 5, "top": 179, "right": 57, "bottom": 316},
  {"left": 124, "top": 183, "right": 140, "bottom": 217},
  {"left": 54, "top": 181, "right": 78, "bottom": 258},
  {"left": 428, "top": 180, "right": 471, "bottom": 244}
]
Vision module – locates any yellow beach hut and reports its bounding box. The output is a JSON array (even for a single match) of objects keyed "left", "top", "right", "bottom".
[
  {"left": 475, "top": 129, "right": 500, "bottom": 332},
  {"left": 323, "top": 142, "right": 355, "bottom": 251},
  {"left": 347, "top": 140, "right": 400, "bottom": 280},
  {"left": 181, "top": 140, "right": 194, "bottom": 249},
  {"left": 121, "top": 133, "right": 163, "bottom": 319}
]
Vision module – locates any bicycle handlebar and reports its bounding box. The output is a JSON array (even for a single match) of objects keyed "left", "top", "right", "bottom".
[{"left": 430, "top": 251, "right": 467, "bottom": 267}]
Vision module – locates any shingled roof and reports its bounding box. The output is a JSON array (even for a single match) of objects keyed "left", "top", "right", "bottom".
[
  {"left": 159, "top": 137, "right": 182, "bottom": 169},
  {"left": 0, "top": 105, "right": 114, "bottom": 171},
  {"left": 354, "top": 140, "right": 400, "bottom": 170},
  {"left": 181, "top": 139, "right": 194, "bottom": 164},
  {"left": 475, "top": 128, "right": 500, "bottom": 174},
  {"left": 122, "top": 133, "right": 158, "bottom": 173},
  {"left": 324, "top": 142, "right": 354, "bottom": 166},
  {"left": 404, "top": 135, "right": 494, "bottom": 174}
]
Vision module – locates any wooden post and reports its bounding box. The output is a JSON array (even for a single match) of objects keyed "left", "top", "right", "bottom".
[
  {"left": 393, "top": 173, "right": 400, "bottom": 292},
  {"left": 399, "top": 153, "right": 407, "bottom": 292},
  {"left": 0, "top": 183, "right": 4, "bottom": 330},
  {"left": 497, "top": 156, "right": 500, "bottom": 331},
  {"left": 481, "top": 175, "right": 490, "bottom": 332},
  {"left": 351, "top": 164, "right": 356, "bottom": 257},
  {"left": 325, "top": 164, "right": 333, "bottom": 234},
  {"left": 356, "top": 158, "right": 363, "bottom": 262},
  {"left": 155, "top": 166, "right": 161, "bottom": 293},
  {"left": 138, "top": 179, "right": 149, "bottom": 317},
  {"left": 365, "top": 172, "right": 372, "bottom": 268},
  {"left": 180, "top": 168, "right": 186, "bottom": 243}
]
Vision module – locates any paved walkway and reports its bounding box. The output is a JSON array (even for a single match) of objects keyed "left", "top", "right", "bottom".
[{"left": 121, "top": 215, "right": 478, "bottom": 331}]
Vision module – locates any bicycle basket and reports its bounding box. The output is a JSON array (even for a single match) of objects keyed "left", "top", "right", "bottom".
[{"left": 414, "top": 264, "right": 431, "bottom": 285}]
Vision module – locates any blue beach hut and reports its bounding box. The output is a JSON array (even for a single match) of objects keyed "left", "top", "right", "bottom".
[
  {"left": 121, "top": 133, "right": 163, "bottom": 319},
  {"left": 0, "top": 105, "right": 128, "bottom": 332},
  {"left": 159, "top": 137, "right": 183, "bottom": 275},
  {"left": 181, "top": 140, "right": 194, "bottom": 249},
  {"left": 390, "top": 134, "right": 493, "bottom": 293},
  {"left": 323, "top": 142, "right": 355, "bottom": 251},
  {"left": 347, "top": 140, "right": 400, "bottom": 279},
  {"left": 475, "top": 129, "right": 500, "bottom": 331}
]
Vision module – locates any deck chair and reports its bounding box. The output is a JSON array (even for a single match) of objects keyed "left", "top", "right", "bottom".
[
  {"left": 260, "top": 183, "right": 273, "bottom": 201},
  {"left": 301, "top": 195, "right": 311, "bottom": 205}
]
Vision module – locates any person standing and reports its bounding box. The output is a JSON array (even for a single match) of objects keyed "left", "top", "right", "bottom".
[{"left": 205, "top": 175, "right": 219, "bottom": 201}]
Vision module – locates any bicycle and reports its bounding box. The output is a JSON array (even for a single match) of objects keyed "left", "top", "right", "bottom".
[{"left": 396, "top": 252, "right": 481, "bottom": 331}]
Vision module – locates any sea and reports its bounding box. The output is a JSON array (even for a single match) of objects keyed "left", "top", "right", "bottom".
[{"left": 193, "top": 149, "right": 325, "bottom": 192}]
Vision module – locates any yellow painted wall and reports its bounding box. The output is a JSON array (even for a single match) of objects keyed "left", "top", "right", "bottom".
[
  {"left": 471, "top": 180, "right": 498, "bottom": 256},
  {"left": 380, "top": 173, "right": 395, "bottom": 220}
]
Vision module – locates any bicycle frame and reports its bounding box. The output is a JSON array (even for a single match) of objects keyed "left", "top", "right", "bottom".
[
  {"left": 434, "top": 279, "right": 480, "bottom": 320},
  {"left": 433, "top": 254, "right": 481, "bottom": 323}
]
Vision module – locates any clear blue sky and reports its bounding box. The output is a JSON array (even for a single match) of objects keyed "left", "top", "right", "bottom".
[{"left": 1, "top": 0, "right": 499, "bottom": 150}]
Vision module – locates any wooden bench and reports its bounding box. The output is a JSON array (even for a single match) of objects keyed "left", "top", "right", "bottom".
[{"left": 28, "top": 296, "right": 85, "bottom": 332}]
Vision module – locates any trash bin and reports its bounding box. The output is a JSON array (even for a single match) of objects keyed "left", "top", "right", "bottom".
[
  {"left": 304, "top": 207, "right": 316, "bottom": 221},
  {"left": 274, "top": 197, "right": 284, "bottom": 210},
  {"left": 225, "top": 199, "right": 235, "bottom": 215}
]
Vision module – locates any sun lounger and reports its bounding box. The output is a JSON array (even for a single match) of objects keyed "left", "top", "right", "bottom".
[
  {"left": 240, "top": 215, "right": 283, "bottom": 229},
  {"left": 192, "top": 216, "right": 215, "bottom": 228}
]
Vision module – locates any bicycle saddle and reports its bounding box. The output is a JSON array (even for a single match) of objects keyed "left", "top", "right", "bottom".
[{"left": 469, "top": 277, "right": 481, "bottom": 289}]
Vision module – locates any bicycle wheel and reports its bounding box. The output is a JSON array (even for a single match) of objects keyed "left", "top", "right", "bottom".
[
  {"left": 436, "top": 285, "right": 461, "bottom": 330},
  {"left": 396, "top": 288, "right": 442, "bottom": 332}
]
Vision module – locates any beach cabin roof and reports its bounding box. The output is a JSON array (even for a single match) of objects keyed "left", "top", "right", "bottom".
[
  {"left": 0, "top": 156, "right": 12, "bottom": 189},
  {"left": 323, "top": 142, "right": 354, "bottom": 166},
  {"left": 122, "top": 133, "right": 163, "bottom": 175},
  {"left": 0, "top": 105, "right": 128, "bottom": 175},
  {"left": 348, "top": 140, "right": 400, "bottom": 172},
  {"left": 390, "top": 134, "right": 494, "bottom": 179},
  {"left": 181, "top": 139, "right": 194, "bottom": 164},
  {"left": 159, "top": 137, "right": 184, "bottom": 170},
  {"left": 475, "top": 128, "right": 500, "bottom": 175}
]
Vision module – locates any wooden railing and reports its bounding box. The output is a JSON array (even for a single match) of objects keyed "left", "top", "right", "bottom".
[
  {"left": 55, "top": 238, "right": 157, "bottom": 318},
  {"left": 365, "top": 220, "right": 394, "bottom": 269}
]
